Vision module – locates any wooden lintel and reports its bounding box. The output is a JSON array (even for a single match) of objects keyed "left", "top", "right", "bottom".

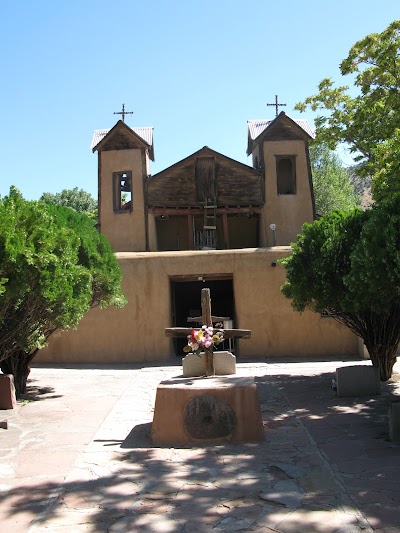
[
  {"left": 150, "top": 206, "right": 262, "bottom": 216},
  {"left": 165, "top": 327, "right": 251, "bottom": 339},
  {"left": 170, "top": 273, "right": 233, "bottom": 282}
]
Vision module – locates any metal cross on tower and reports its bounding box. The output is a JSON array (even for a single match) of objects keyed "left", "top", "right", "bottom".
[
  {"left": 267, "top": 95, "right": 287, "bottom": 117},
  {"left": 113, "top": 103, "right": 134, "bottom": 122}
]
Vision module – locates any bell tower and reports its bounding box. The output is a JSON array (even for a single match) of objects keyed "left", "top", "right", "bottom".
[
  {"left": 92, "top": 119, "right": 155, "bottom": 252},
  {"left": 247, "top": 112, "right": 315, "bottom": 246}
]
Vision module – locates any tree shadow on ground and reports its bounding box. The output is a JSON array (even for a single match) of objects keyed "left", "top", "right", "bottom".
[
  {"left": 1, "top": 444, "right": 368, "bottom": 533},
  {"left": 19, "top": 379, "right": 62, "bottom": 402},
  {"left": 256, "top": 370, "right": 400, "bottom": 440},
  {"left": 3, "top": 370, "right": 400, "bottom": 532},
  {"left": 255, "top": 370, "right": 400, "bottom": 530}
]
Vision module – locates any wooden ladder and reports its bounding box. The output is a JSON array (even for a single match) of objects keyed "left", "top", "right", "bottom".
[
  {"left": 202, "top": 198, "right": 217, "bottom": 249},
  {"left": 203, "top": 198, "right": 217, "bottom": 230}
]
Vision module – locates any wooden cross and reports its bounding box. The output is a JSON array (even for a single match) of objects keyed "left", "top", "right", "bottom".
[
  {"left": 114, "top": 103, "right": 134, "bottom": 122},
  {"left": 267, "top": 95, "right": 286, "bottom": 117},
  {"left": 165, "top": 288, "right": 251, "bottom": 376}
]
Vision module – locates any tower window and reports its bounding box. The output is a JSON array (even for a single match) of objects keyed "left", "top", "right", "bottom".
[
  {"left": 113, "top": 171, "right": 132, "bottom": 213},
  {"left": 276, "top": 156, "right": 296, "bottom": 195}
]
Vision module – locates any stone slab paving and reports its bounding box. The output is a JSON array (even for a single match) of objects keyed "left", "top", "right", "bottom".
[{"left": 0, "top": 359, "right": 398, "bottom": 532}]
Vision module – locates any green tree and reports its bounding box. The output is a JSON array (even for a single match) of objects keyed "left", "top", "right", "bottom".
[
  {"left": 0, "top": 188, "right": 125, "bottom": 395},
  {"left": 280, "top": 201, "right": 400, "bottom": 381},
  {"left": 41, "top": 187, "right": 98, "bottom": 221},
  {"left": 296, "top": 20, "right": 400, "bottom": 202},
  {"left": 309, "top": 143, "right": 360, "bottom": 215}
]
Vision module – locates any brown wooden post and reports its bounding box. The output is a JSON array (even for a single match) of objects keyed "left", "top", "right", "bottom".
[
  {"left": 222, "top": 212, "right": 229, "bottom": 249},
  {"left": 201, "top": 288, "right": 215, "bottom": 376},
  {"left": 188, "top": 214, "right": 194, "bottom": 250}
]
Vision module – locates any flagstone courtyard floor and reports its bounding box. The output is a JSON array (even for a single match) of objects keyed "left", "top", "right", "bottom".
[{"left": 0, "top": 358, "right": 399, "bottom": 533}]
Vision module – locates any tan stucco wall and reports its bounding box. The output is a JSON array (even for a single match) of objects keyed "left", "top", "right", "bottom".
[
  {"left": 100, "top": 149, "right": 147, "bottom": 252},
  {"left": 37, "top": 248, "right": 357, "bottom": 364},
  {"left": 261, "top": 140, "right": 314, "bottom": 246},
  {"left": 148, "top": 213, "right": 158, "bottom": 251}
]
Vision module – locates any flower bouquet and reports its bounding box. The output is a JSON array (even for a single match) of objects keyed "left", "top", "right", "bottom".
[{"left": 184, "top": 324, "right": 224, "bottom": 356}]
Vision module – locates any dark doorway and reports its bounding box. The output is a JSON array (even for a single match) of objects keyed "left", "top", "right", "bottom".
[{"left": 171, "top": 277, "right": 235, "bottom": 356}]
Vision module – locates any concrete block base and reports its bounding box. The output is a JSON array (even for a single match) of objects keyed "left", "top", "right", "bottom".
[
  {"left": 0, "top": 374, "right": 17, "bottom": 409},
  {"left": 182, "top": 351, "right": 236, "bottom": 377},
  {"left": 336, "top": 365, "right": 381, "bottom": 398},
  {"left": 389, "top": 402, "right": 400, "bottom": 442},
  {"left": 151, "top": 375, "right": 264, "bottom": 446}
]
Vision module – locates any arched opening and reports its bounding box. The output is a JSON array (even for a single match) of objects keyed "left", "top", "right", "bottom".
[{"left": 276, "top": 156, "right": 296, "bottom": 195}]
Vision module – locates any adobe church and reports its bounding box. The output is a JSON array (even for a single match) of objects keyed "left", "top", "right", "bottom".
[{"left": 38, "top": 110, "right": 358, "bottom": 364}]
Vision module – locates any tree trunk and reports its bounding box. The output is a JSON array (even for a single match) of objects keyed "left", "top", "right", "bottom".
[
  {"left": 365, "top": 342, "right": 398, "bottom": 382},
  {"left": 1, "top": 350, "right": 32, "bottom": 397},
  {"left": 338, "top": 308, "right": 400, "bottom": 382}
]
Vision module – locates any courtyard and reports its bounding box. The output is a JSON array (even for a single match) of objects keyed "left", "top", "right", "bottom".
[{"left": 0, "top": 358, "right": 399, "bottom": 532}]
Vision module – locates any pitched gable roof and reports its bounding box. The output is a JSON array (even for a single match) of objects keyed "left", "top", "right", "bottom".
[
  {"left": 151, "top": 145, "right": 262, "bottom": 181},
  {"left": 147, "top": 146, "right": 263, "bottom": 208},
  {"left": 247, "top": 112, "right": 314, "bottom": 155},
  {"left": 91, "top": 120, "right": 154, "bottom": 161}
]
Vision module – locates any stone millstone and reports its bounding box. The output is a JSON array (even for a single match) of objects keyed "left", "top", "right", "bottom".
[
  {"left": 183, "top": 394, "right": 236, "bottom": 439},
  {"left": 151, "top": 376, "right": 265, "bottom": 445}
]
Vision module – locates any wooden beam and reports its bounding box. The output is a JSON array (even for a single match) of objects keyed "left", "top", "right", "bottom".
[
  {"left": 202, "top": 289, "right": 212, "bottom": 327},
  {"left": 169, "top": 274, "right": 233, "bottom": 282},
  {"left": 149, "top": 206, "right": 262, "bottom": 216},
  {"left": 201, "top": 289, "right": 214, "bottom": 375},
  {"left": 188, "top": 214, "right": 194, "bottom": 250},
  {"left": 187, "top": 316, "right": 230, "bottom": 322},
  {"left": 165, "top": 327, "right": 251, "bottom": 339},
  {"left": 222, "top": 212, "right": 229, "bottom": 249}
]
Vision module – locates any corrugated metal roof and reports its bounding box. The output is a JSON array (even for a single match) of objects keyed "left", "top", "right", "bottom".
[
  {"left": 91, "top": 129, "right": 109, "bottom": 150},
  {"left": 132, "top": 127, "right": 154, "bottom": 147},
  {"left": 90, "top": 126, "right": 154, "bottom": 150},
  {"left": 247, "top": 118, "right": 315, "bottom": 140}
]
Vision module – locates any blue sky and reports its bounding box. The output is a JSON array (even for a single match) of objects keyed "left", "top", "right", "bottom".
[{"left": 0, "top": 1, "right": 398, "bottom": 200}]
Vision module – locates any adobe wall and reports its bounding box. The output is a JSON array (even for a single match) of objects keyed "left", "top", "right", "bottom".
[
  {"left": 37, "top": 247, "right": 357, "bottom": 364},
  {"left": 99, "top": 148, "right": 148, "bottom": 252},
  {"left": 261, "top": 140, "right": 314, "bottom": 246}
]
